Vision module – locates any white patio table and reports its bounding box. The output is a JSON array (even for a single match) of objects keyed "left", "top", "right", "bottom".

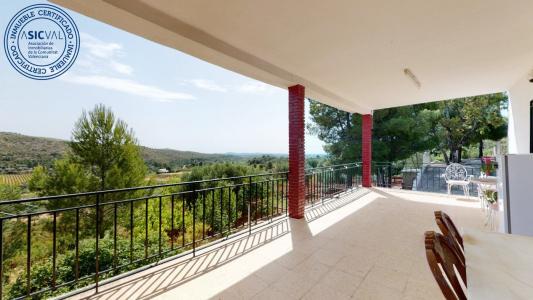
[
  {"left": 470, "top": 176, "right": 497, "bottom": 189},
  {"left": 463, "top": 228, "right": 533, "bottom": 299}
]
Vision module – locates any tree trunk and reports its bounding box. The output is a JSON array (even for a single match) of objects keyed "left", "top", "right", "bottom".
[
  {"left": 457, "top": 148, "right": 462, "bottom": 163},
  {"left": 478, "top": 140, "right": 484, "bottom": 158},
  {"left": 442, "top": 149, "right": 450, "bottom": 164}
]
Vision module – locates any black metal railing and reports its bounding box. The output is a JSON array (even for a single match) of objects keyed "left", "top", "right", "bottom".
[
  {"left": 2, "top": 159, "right": 478, "bottom": 299},
  {"left": 305, "top": 163, "right": 361, "bottom": 206},
  {"left": 395, "top": 163, "right": 482, "bottom": 196},
  {"left": 0, "top": 172, "right": 288, "bottom": 299},
  {"left": 372, "top": 162, "right": 393, "bottom": 188}
]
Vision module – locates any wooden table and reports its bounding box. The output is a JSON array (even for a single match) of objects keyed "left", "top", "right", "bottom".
[{"left": 463, "top": 228, "right": 533, "bottom": 299}]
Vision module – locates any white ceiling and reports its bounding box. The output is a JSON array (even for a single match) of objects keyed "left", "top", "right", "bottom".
[{"left": 52, "top": 0, "right": 533, "bottom": 113}]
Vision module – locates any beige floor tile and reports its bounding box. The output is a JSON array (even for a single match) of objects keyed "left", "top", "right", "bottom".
[
  {"left": 292, "top": 259, "right": 332, "bottom": 283},
  {"left": 334, "top": 255, "right": 376, "bottom": 278},
  {"left": 270, "top": 270, "right": 317, "bottom": 298},
  {"left": 374, "top": 252, "right": 416, "bottom": 273},
  {"left": 252, "top": 287, "right": 298, "bottom": 300},
  {"left": 352, "top": 281, "right": 402, "bottom": 300},
  {"left": 408, "top": 260, "right": 434, "bottom": 282},
  {"left": 253, "top": 262, "right": 291, "bottom": 284},
  {"left": 302, "top": 281, "right": 353, "bottom": 300},
  {"left": 363, "top": 265, "right": 410, "bottom": 292},
  {"left": 402, "top": 278, "right": 444, "bottom": 300},
  {"left": 212, "top": 288, "right": 244, "bottom": 300},
  {"left": 320, "top": 269, "right": 364, "bottom": 297},
  {"left": 216, "top": 275, "right": 268, "bottom": 299},
  {"left": 274, "top": 250, "right": 310, "bottom": 270},
  {"left": 307, "top": 247, "right": 346, "bottom": 266}
]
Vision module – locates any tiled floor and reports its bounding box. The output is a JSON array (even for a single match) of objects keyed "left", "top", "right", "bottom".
[{"left": 71, "top": 188, "right": 488, "bottom": 300}]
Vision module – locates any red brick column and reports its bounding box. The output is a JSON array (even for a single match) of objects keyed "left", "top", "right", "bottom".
[
  {"left": 288, "top": 84, "right": 305, "bottom": 219},
  {"left": 362, "top": 114, "right": 372, "bottom": 187}
]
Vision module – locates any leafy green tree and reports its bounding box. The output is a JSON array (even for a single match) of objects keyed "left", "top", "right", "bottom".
[
  {"left": 183, "top": 162, "right": 257, "bottom": 182},
  {"left": 70, "top": 104, "right": 146, "bottom": 190},
  {"left": 306, "top": 158, "right": 320, "bottom": 169},
  {"left": 247, "top": 155, "right": 288, "bottom": 172},
  {"left": 28, "top": 105, "right": 147, "bottom": 238},
  {"left": 9, "top": 260, "right": 54, "bottom": 299},
  {"left": 308, "top": 100, "right": 437, "bottom": 163},
  {"left": 29, "top": 160, "right": 94, "bottom": 197},
  {"left": 29, "top": 104, "right": 146, "bottom": 195},
  {"left": 308, "top": 93, "right": 507, "bottom": 164},
  {"left": 372, "top": 105, "right": 438, "bottom": 162},
  {"left": 27, "top": 165, "right": 47, "bottom": 193},
  {"left": 180, "top": 163, "right": 279, "bottom": 232},
  {"left": 308, "top": 101, "right": 358, "bottom": 163},
  {"left": 0, "top": 184, "right": 21, "bottom": 201},
  {"left": 0, "top": 184, "right": 23, "bottom": 215},
  {"left": 430, "top": 93, "right": 507, "bottom": 163}
]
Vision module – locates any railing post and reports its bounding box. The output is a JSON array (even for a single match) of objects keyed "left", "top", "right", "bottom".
[
  {"left": 114, "top": 203, "right": 118, "bottom": 270},
  {"left": 388, "top": 164, "right": 392, "bottom": 188},
  {"left": 248, "top": 203, "right": 251, "bottom": 235},
  {"left": 95, "top": 193, "right": 100, "bottom": 293},
  {"left": 75, "top": 208, "right": 80, "bottom": 281},
  {"left": 228, "top": 187, "right": 232, "bottom": 233},
  {"left": 0, "top": 219, "right": 3, "bottom": 300},
  {"left": 170, "top": 195, "right": 174, "bottom": 251},
  {"left": 192, "top": 192, "right": 196, "bottom": 256},
  {"left": 26, "top": 215, "right": 31, "bottom": 297},
  {"left": 52, "top": 212, "right": 57, "bottom": 289},
  {"left": 248, "top": 176, "right": 252, "bottom": 226},
  {"left": 285, "top": 172, "right": 289, "bottom": 216}
]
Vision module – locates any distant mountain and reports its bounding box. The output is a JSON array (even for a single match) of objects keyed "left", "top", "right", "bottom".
[
  {"left": 0, "top": 132, "right": 244, "bottom": 172},
  {"left": 224, "top": 152, "right": 288, "bottom": 157},
  {"left": 0, "top": 132, "right": 67, "bottom": 171},
  {"left": 140, "top": 147, "right": 242, "bottom": 170}
]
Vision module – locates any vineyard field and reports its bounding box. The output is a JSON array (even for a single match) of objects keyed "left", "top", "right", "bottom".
[{"left": 0, "top": 174, "right": 32, "bottom": 186}]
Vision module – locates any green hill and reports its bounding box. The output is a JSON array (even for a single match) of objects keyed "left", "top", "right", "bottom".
[{"left": 0, "top": 132, "right": 242, "bottom": 172}]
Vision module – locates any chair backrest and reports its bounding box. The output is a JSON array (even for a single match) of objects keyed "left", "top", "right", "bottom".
[
  {"left": 444, "top": 163, "right": 468, "bottom": 181},
  {"left": 425, "top": 231, "right": 467, "bottom": 300},
  {"left": 435, "top": 211, "right": 464, "bottom": 247},
  {"left": 435, "top": 211, "right": 465, "bottom": 265}
]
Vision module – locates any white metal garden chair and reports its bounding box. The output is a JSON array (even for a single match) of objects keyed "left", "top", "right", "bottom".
[{"left": 444, "top": 163, "right": 473, "bottom": 197}]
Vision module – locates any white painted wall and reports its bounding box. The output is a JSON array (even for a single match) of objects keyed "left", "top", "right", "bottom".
[{"left": 507, "top": 75, "right": 533, "bottom": 154}]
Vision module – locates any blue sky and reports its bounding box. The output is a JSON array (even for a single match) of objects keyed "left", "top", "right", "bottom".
[{"left": 0, "top": 0, "right": 326, "bottom": 154}]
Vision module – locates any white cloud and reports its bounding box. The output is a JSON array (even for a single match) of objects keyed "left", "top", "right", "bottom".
[
  {"left": 68, "top": 33, "right": 195, "bottom": 102},
  {"left": 81, "top": 32, "right": 123, "bottom": 59},
  {"left": 182, "top": 78, "right": 282, "bottom": 95},
  {"left": 62, "top": 74, "right": 195, "bottom": 102},
  {"left": 187, "top": 79, "right": 227, "bottom": 92},
  {"left": 80, "top": 32, "right": 134, "bottom": 76},
  {"left": 235, "top": 81, "right": 280, "bottom": 94},
  {"left": 110, "top": 61, "right": 134, "bottom": 75}
]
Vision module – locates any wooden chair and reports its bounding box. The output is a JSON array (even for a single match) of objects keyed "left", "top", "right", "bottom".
[
  {"left": 435, "top": 211, "right": 463, "bottom": 245},
  {"left": 435, "top": 211, "right": 464, "bottom": 265},
  {"left": 425, "top": 231, "right": 467, "bottom": 300}
]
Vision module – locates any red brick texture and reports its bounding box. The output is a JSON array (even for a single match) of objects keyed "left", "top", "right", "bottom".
[
  {"left": 288, "top": 85, "right": 305, "bottom": 219},
  {"left": 362, "top": 114, "right": 372, "bottom": 187}
]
